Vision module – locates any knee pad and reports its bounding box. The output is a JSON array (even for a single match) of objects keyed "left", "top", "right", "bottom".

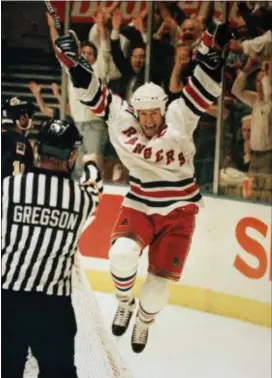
[
  {"left": 139, "top": 273, "right": 170, "bottom": 314},
  {"left": 109, "top": 237, "right": 141, "bottom": 275}
]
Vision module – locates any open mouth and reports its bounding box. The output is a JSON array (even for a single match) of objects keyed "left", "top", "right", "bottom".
[{"left": 184, "top": 35, "right": 194, "bottom": 41}]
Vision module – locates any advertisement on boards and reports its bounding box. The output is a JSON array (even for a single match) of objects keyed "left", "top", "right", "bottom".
[{"left": 180, "top": 196, "right": 271, "bottom": 303}]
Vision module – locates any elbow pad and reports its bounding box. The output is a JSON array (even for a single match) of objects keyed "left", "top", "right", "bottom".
[{"left": 69, "top": 57, "right": 93, "bottom": 89}]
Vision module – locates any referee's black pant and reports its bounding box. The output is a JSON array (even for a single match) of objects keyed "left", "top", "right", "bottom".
[{"left": 1, "top": 289, "right": 78, "bottom": 378}]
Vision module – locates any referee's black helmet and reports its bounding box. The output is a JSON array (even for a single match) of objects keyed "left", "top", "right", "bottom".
[{"left": 36, "top": 119, "right": 83, "bottom": 160}]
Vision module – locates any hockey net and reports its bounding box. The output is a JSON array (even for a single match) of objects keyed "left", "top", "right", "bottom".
[{"left": 23, "top": 252, "right": 133, "bottom": 378}]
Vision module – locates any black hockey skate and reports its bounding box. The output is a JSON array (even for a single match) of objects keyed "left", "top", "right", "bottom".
[
  {"left": 131, "top": 316, "right": 154, "bottom": 353},
  {"left": 112, "top": 297, "right": 136, "bottom": 337}
]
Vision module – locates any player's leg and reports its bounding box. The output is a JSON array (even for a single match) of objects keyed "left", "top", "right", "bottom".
[
  {"left": 131, "top": 273, "right": 169, "bottom": 353},
  {"left": 30, "top": 293, "right": 78, "bottom": 378},
  {"left": 131, "top": 204, "right": 198, "bottom": 353},
  {"left": 109, "top": 207, "right": 153, "bottom": 336},
  {"left": 109, "top": 236, "right": 140, "bottom": 336},
  {"left": 1, "top": 290, "right": 30, "bottom": 378}
]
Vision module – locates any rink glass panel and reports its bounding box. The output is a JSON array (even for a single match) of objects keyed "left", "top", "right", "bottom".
[{"left": 2, "top": 1, "right": 270, "bottom": 206}]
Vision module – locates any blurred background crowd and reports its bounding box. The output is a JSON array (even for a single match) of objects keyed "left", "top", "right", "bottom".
[{"left": 2, "top": 1, "right": 272, "bottom": 205}]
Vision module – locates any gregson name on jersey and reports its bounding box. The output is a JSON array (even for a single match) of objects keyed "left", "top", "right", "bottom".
[{"left": 13, "top": 205, "right": 78, "bottom": 230}]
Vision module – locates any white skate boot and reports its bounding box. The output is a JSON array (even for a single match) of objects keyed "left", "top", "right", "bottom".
[
  {"left": 131, "top": 316, "right": 154, "bottom": 353},
  {"left": 112, "top": 297, "right": 136, "bottom": 336}
]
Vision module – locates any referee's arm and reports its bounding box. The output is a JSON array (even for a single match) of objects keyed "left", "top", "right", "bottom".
[{"left": 79, "top": 154, "right": 104, "bottom": 198}]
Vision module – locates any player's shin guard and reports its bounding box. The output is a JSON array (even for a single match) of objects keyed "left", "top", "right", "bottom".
[
  {"left": 109, "top": 237, "right": 141, "bottom": 336},
  {"left": 138, "top": 273, "right": 169, "bottom": 321},
  {"left": 131, "top": 273, "right": 169, "bottom": 353}
]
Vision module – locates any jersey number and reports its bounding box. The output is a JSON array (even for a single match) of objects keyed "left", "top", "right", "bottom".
[{"left": 13, "top": 161, "right": 25, "bottom": 175}]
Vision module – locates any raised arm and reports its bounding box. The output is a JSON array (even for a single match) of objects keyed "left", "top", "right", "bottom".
[
  {"left": 169, "top": 46, "right": 191, "bottom": 94},
  {"left": 231, "top": 57, "right": 258, "bottom": 108},
  {"left": 262, "top": 61, "right": 272, "bottom": 102},
  {"left": 92, "top": 8, "right": 116, "bottom": 84},
  {"left": 179, "top": 22, "right": 229, "bottom": 118},
  {"left": 51, "top": 82, "right": 71, "bottom": 115},
  {"left": 28, "top": 81, "right": 54, "bottom": 118},
  {"left": 110, "top": 10, "right": 131, "bottom": 75},
  {"left": 54, "top": 31, "right": 123, "bottom": 123},
  {"left": 120, "top": 11, "right": 146, "bottom": 45},
  {"left": 167, "top": 21, "right": 232, "bottom": 131}
]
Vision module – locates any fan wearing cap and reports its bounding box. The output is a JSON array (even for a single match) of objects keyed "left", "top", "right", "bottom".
[
  {"left": 1, "top": 97, "right": 35, "bottom": 179},
  {"left": 2, "top": 96, "right": 35, "bottom": 133},
  {"left": 54, "top": 20, "right": 232, "bottom": 353}
]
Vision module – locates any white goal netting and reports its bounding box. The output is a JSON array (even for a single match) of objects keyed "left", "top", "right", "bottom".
[{"left": 23, "top": 253, "right": 133, "bottom": 378}]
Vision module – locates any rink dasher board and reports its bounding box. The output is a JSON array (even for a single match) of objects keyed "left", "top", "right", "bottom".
[{"left": 79, "top": 185, "right": 272, "bottom": 328}]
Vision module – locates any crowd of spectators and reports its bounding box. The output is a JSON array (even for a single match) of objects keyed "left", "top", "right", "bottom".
[
  {"left": 4, "top": 1, "right": 271, "bottom": 205},
  {"left": 220, "top": 2, "right": 272, "bottom": 203}
]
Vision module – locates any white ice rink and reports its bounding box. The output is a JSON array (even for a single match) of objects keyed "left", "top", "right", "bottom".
[{"left": 95, "top": 292, "right": 271, "bottom": 378}]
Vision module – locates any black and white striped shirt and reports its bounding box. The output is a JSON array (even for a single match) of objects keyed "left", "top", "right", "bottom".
[{"left": 1, "top": 162, "right": 102, "bottom": 296}]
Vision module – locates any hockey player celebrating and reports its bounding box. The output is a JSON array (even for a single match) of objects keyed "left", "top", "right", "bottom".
[{"left": 54, "top": 21, "right": 231, "bottom": 353}]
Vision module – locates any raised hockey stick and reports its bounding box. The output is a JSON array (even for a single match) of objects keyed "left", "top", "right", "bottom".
[{"left": 44, "top": 0, "right": 62, "bottom": 32}]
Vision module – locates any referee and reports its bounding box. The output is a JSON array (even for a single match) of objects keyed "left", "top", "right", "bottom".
[{"left": 1, "top": 119, "right": 103, "bottom": 378}]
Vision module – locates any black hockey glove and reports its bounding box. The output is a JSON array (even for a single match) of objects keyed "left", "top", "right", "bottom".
[
  {"left": 202, "top": 21, "right": 233, "bottom": 51},
  {"left": 195, "top": 21, "right": 233, "bottom": 72},
  {"left": 54, "top": 30, "right": 94, "bottom": 89},
  {"left": 54, "top": 30, "right": 81, "bottom": 69},
  {"left": 213, "top": 23, "right": 233, "bottom": 50}
]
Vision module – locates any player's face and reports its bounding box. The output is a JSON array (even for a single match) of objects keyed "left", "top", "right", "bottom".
[{"left": 138, "top": 108, "right": 163, "bottom": 138}]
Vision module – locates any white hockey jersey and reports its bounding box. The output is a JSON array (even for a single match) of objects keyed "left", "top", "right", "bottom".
[{"left": 71, "top": 55, "right": 222, "bottom": 215}]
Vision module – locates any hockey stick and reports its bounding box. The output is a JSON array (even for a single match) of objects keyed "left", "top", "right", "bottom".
[{"left": 44, "top": 0, "right": 62, "bottom": 32}]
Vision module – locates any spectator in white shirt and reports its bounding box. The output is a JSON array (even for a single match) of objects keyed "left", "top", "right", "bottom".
[
  {"left": 229, "top": 6, "right": 272, "bottom": 59},
  {"left": 88, "top": 8, "right": 127, "bottom": 81},
  {"left": 229, "top": 29, "right": 272, "bottom": 59},
  {"left": 232, "top": 58, "right": 272, "bottom": 201}
]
